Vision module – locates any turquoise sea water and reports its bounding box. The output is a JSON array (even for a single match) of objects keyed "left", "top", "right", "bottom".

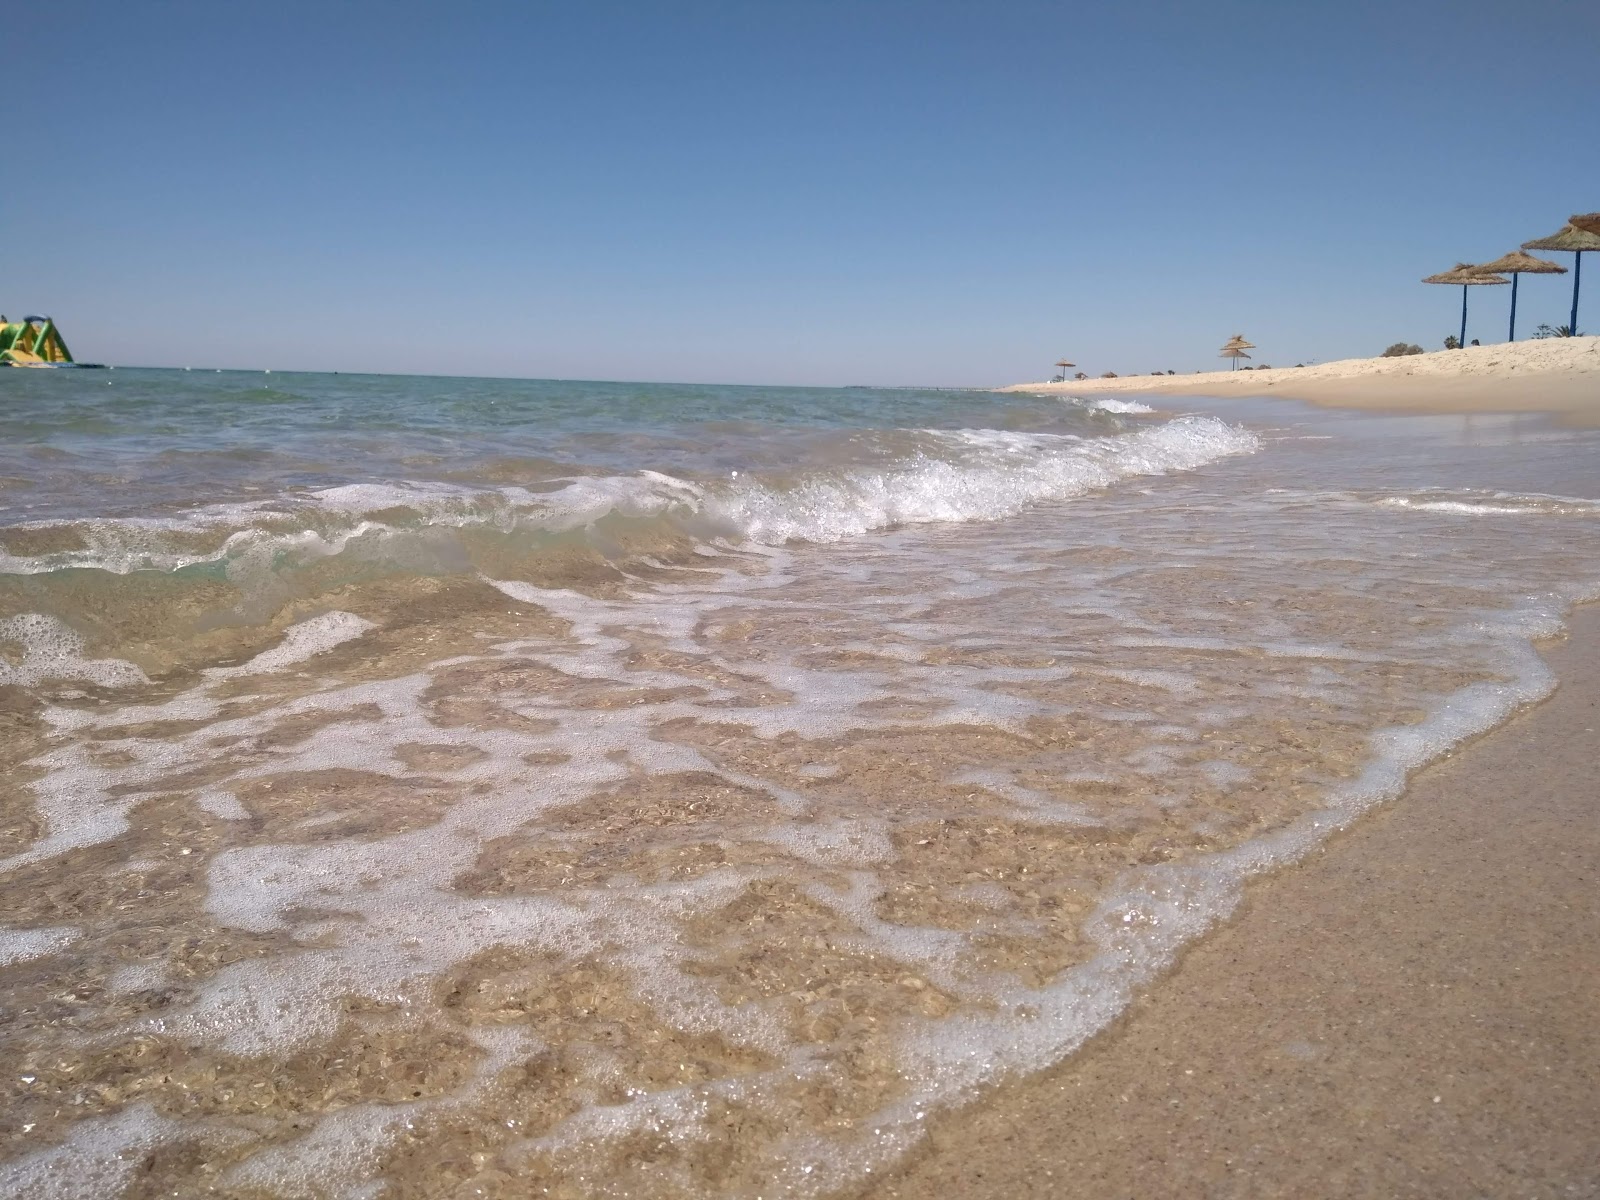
[
  {"left": 1, "top": 369, "right": 1118, "bottom": 523},
  {"left": 1, "top": 368, "right": 1598, "bottom": 1198},
  {"left": 1, "top": 368, "right": 1240, "bottom": 664}
]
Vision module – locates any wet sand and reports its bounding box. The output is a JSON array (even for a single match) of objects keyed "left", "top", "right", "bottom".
[
  {"left": 853, "top": 603, "right": 1600, "bottom": 1200},
  {"left": 1004, "top": 336, "right": 1600, "bottom": 423}
]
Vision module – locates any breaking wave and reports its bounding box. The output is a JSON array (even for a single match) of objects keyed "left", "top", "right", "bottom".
[{"left": 0, "top": 417, "right": 1257, "bottom": 580}]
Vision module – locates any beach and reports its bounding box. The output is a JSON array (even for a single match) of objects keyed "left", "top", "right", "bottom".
[
  {"left": 1, "top": 367, "right": 1598, "bottom": 1198},
  {"left": 857, "top": 603, "right": 1600, "bottom": 1199},
  {"left": 1005, "top": 336, "right": 1600, "bottom": 422},
  {"left": 10, "top": 2, "right": 1596, "bottom": 1194},
  {"left": 874, "top": 342, "right": 1600, "bottom": 1198}
]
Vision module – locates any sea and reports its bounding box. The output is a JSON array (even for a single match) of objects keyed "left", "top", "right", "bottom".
[{"left": 1, "top": 368, "right": 1597, "bottom": 1199}]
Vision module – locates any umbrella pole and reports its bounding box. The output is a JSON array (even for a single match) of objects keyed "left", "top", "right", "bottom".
[
  {"left": 1508, "top": 273, "right": 1519, "bottom": 341},
  {"left": 1459, "top": 284, "right": 1468, "bottom": 349},
  {"left": 1572, "top": 251, "right": 1582, "bottom": 336}
]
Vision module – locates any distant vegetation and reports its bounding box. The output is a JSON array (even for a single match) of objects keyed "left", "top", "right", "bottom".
[
  {"left": 1533, "top": 324, "right": 1577, "bottom": 338},
  {"left": 1381, "top": 343, "right": 1424, "bottom": 357},
  {"left": 1443, "top": 335, "right": 1461, "bottom": 349}
]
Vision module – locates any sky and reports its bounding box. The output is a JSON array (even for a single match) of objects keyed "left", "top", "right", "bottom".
[{"left": 7, "top": 0, "right": 1599, "bottom": 385}]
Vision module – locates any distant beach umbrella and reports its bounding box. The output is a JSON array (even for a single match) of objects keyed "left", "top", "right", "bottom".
[
  {"left": 1054, "top": 359, "right": 1075, "bottom": 379},
  {"left": 1423, "top": 263, "right": 1509, "bottom": 349},
  {"left": 1471, "top": 250, "right": 1566, "bottom": 341},
  {"left": 1219, "top": 347, "right": 1251, "bottom": 370},
  {"left": 1571, "top": 213, "right": 1600, "bottom": 237},
  {"left": 1522, "top": 223, "right": 1600, "bottom": 337},
  {"left": 1221, "top": 334, "right": 1255, "bottom": 350}
]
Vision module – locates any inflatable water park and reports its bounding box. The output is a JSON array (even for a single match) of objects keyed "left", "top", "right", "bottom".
[{"left": 0, "top": 315, "right": 100, "bottom": 367}]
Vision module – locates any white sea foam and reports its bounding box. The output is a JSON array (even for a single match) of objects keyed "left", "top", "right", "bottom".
[
  {"left": 309, "top": 474, "right": 703, "bottom": 530},
  {"left": 0, "top": 924, "right": 81, "bottom": 967},
  {"left": 1027, "top": 394, "right": 1158, "bottom": 415},
  {"left": 1378, "top": 490, "right": 1600, "bottom": 516},
  {"left": 0, "top": 417, "right": 1258, "bottom": 581},
  {"left": 707, "top": 417, "right": 1257, "bottom": 543},
  {"left": 0, "top": 1105, "right": 241, "bottom": 1200},
  {"left": 204, "top": 611, "right": 376, "bottom": 678},
  {"left": 0, "top": 613, "right": 148, "bottom": 689},
  {"left": 1082, "top": 397, "right": 1156, "bottom": 414}
]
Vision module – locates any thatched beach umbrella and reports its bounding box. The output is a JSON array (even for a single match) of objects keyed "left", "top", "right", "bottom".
[
  {"left": 1523, "top": 223, "right": 1600, "bottom": 336},
  {"left": 1571, "top": 213, "right": 1600, "bottom": 237},
  {"left": 1219, "top": 336, "right": 1255, "bottom": 370},
  {"left": 1424, "top": 263, "right": 1508, "bottom": 349},
  {"left": 1054, "top": 359, "right": 1075, "bottom": 380},
  {"left": 1472, "top": 250, "right": 1566, "bottom": 341}
]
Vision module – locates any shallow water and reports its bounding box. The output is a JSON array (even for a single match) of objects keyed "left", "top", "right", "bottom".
[{"left": 1, "top": 371, "right": 1597, "bottom": 1198}]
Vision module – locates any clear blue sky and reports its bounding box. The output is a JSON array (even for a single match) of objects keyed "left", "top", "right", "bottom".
[{"left": 8, "top": 1, "right": 1598, "bottom": 384}]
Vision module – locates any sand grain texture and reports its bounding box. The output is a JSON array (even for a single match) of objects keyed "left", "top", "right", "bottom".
[{"left": 855, "top": 605, "right": 1600, "bottom": 1200}]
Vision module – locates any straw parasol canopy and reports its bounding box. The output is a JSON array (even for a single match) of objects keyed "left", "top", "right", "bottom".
[
  {"left": 1423, "top": 263, "right": 1508, "bottom": 349},
  {"left": 1053, "top": 358, "right": 1075, "bottom": 380},
  {"left": 1471, "top": 250, "right": 1566, "bottom": 341},
  {"left": 1219, "top": 346, "right": 1251, "bottom": 370},
  {"left": 1476, "top": 249, "right": 1567, "bottom": 276},
  {"left": 1522, "top": 225, "right": 1600, "bottom": 254},
  {"left": 1422, "top": 263, "right": 1505, "bottom": 285},
  {"left": 1523, "top": 223, "right": 1600, "bottom": 336},
  {"left": 1221, "top": 334, "right": 1254, "bottom": 350},
  {"left": 1571, "top": 213, "right": 1600, "bottom": 237}
]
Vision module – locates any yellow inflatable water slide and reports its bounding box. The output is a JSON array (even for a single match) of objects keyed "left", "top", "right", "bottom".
[{"left": 0, "top": 315, "right": 74, "bottom": 366}]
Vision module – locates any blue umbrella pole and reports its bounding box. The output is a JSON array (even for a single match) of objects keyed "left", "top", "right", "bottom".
[
  {"left": 1460, "top": 285, "right": 1468, "bottom": 348},
  {"left": 1571, "top": 252, "right": 1582, "bottom": 336},
  {"left": 1508, "top": 273, "right": 1520, "bottom": 341}
]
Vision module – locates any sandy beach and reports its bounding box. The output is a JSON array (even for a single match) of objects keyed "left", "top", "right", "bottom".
[
  {"left": 854, "top": 603, "right": 1600, "bottom": 1200},
  {"left": 1004, "top": 336, "right": 1600, "bottom": 421},
  {"left": 9, "top": 7, "right": 1596, "bottom": 1197}
]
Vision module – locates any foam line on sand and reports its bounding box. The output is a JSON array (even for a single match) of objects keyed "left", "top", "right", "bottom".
[{"left": 853, "top": 604, "right": 1600, "bottom": 1200}]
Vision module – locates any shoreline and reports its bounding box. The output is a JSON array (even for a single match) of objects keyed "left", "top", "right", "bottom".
[
  {"left": 1002, "top": 336, "right": 1600, "bottom": 423},
  {"left": 5, "top": 372, "right": 1598, "bottom": 1197},
  {"left": 851, "top": 604, "right": 1600, "bottom": 1200}
]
